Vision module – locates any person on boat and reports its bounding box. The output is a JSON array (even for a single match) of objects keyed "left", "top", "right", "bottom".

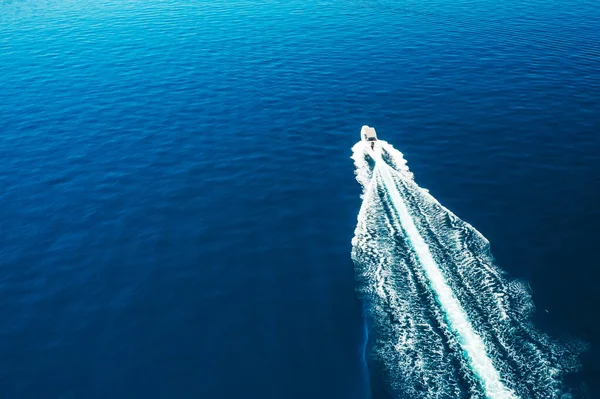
[{"left": 371, "top": 141, "right": 375, "bottom": 150}]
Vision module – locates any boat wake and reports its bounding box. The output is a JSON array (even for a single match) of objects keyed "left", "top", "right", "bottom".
[{"left": 351, "top": 140, "right": 582, "bottom": 398}]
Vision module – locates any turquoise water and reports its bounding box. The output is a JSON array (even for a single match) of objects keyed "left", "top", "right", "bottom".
[{"left": 1, "top": 0, "right": 599, "bottom": 398}]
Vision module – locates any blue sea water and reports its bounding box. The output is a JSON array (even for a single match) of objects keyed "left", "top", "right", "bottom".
[{"left": 1, "top": 0, "right": 599, "bottom": 398}]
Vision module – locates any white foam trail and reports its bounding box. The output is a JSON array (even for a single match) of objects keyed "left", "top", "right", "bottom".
[
  {"left": 373, "top": 151, "right": 516, "bottom": 399},
  {"left": 352, "top": 140, "right": 583, "bottom": 398}
]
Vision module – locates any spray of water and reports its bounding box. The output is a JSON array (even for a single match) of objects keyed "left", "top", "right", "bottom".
[{"left": 351, "top": 140, "right": 582, "bottom": 398}]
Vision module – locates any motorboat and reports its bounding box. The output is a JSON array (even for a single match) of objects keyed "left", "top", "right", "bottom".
[
  {"left": 361, "top": 125, "right": 377, "bottom": 142},
  {"left": 361, "top": 125, "right": 377, "bottom": 149}
]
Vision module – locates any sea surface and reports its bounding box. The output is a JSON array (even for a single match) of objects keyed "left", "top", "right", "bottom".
[{"left": 1, "top": 0, "right": 599, "bottom": 398}]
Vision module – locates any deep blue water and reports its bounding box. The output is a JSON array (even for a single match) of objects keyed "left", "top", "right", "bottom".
[{"left": 1, "top": 0, "right": 599, "bottom": 398}]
